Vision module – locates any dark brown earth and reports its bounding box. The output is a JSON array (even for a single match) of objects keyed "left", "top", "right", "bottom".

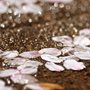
[{"left": 0, "top": 0, "right": 90, "bottom": 90}]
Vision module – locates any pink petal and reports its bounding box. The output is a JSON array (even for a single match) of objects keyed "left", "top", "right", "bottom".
[
  {"left": 19, "top": 51, "right": 41, "bottom": 59},
  {"left": 74, "top": 51, "right": 90, "bottom": 60},
  {"left": 59, "top": 55, "right": 79, "bottom": 61},
  {"left": 39, "top": 48, "right": 61, "bottom": 56},
  {"left": 61, "top": 47, "right": 74, "bottom": 55},
  {"left": 52, "top": 36, "right": 74, "bottom": 47},
  {"left": 74, "top": 36, "right": 90, "bottom": 46},
  {"left": 41, "top": 54, "right": 62, "bottom": 63},
  {"left": 17, "top": 61, "right": 42, "bottom": 70},
  {"left": 79, "top": 29, "right": 90, "bottom": 37},
  {"left": 45, "top": 62, "right": 64, "bottom": 72},
  {"left": 11, "top": 74, "right": 38, "bottom": 84},
  {"left": 0, "top": 80, "right": 5, "bottom": 87},
  {"left": 63, "top": 59, "right": 86, "bottom": 70},
  {"left": 0, "top": 69, "right": 19, "bottom": 78},
  {"left": 1, "top": 50, "right": 19, "bottom": 59},
  {"left": 20, "top": 67, "right": 38, "bottom": 75},
  {"left": 4, "top": 58, "right": 28, "bottom": 66}
]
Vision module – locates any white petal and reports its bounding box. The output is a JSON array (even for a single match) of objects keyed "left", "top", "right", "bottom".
[
  {"left": 63, "top": 59, "right": 86, "bottom": 70},
  {"left": 52, "top": 36, "right": 74, "bottom": 47},
  {"left": 1, "top": 50, "right": 19, "bottom": 59},
  {"left": 21, "top": 4, "right": 42, "bottom": 14},
  {"left": 74, "top": 36, "right": 90, "bottom": 46},
  {"left": 19, "top": 51, "right": 40, "bottom": 59},
  {"left": 74, "top": 51, "right": 90, "bottom": 60},
  {"left": 41, "top": 54, "right": 62, "bottom": 63},
  {"left": 11, "top": 74, "right": 38, "bottom": 84},
  {"left": 39, "top": 48, "right": 61, "bottom": 56},
  {"left": 61, "top": 47, "right": 74, "bottom": 55},
  {"left": 0, "top": 80, "right": 5, "bottom": 86},
  {"left": 0, "top": 69, "right": 19, "bottom": 78},
  {"left": 45, "top": 62, "right": 64, "bottom": 72},
  {"left": 79, "top": 29, "right": 90, "bottom": 37},
  {"left": 0, "top": 86, "right": 13, "bottom": 90},
  {"left": 17, "top": 61, "right": 42, "bottom": 70},
  {"left": 20, "top": 67, "right": 38, "bottom": 75},
  {"left": 4, "top": 58, "right": 28, "bottom": 66},
  {"left": 0, "top": 3, "right": 7, "bottom": 14},
  {"left": 52, "top": 35, "right": 72, "bottom": 42},
  {"left": 59, "top": 55, "right": 79, "bottom": 61}
]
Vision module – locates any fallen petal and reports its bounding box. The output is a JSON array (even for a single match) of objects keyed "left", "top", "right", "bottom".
[
  {"left": 61, "top": 47, "right": 74, "bottom": 55},
  {"left": 74, "top": 51, "right": 90, "bottom": 60},
  {"left": 79, "top": 29, "right": 90, "bottom": 38},
  {"left": 41, "top": 54, "right": 62, "bottom": 63},
  {"left": 39, "top": 48, "right": 61, "bottom": 56},
  {"left": 0, "top": 80, "right": 5, "bottom": 86},
  {"left": 11, "top": 74, "right": 38, "bottom": 84},
  {"left": 45, "top": 62, "right": 64, "bottom": 72},
  {"left": 74, "top": 35, "right": 90, "bottom": 46},
  {"left": 1, "top": 50, "right": 19, "bottom": 59},
  {"left": 0, "top": 69, "right": 19, "bottom": 78},
  {"left": 19, "top": 51, "right": 41, "bottom": 59},
  {"left": 4, "top": 58, "right": 28, "bottom": 66},
  {"left": 52, "top": 36, "right": 74, "bottom": 47},
  {"left": 20, "top": 67, "right": 38, "bottom": 75},
  {"left": 17, "top": 61, "right": 42, "bottom": 70},
  {"left": 63, "top": 59, "right": 86, "bottom": 70}
]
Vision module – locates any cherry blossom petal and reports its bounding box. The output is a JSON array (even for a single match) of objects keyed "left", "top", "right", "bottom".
[
  {"left": 63, "top": 59, "right": 86, "bottom": 70},
  {"left": 59, "top": 55, "right": 79, "bottom": 61},
  {"left": 73, "top": 36, "right": 90, "bottom": 46},
  {"left": 19, "top": 51, "right": 41, "bottom": 59},
  {"left": 39, "top": 48, "right": 61, "bottom": 56},
  {"left": 0, "top": 86, "right": 13, "bottom": 90},
  {"left": 4, "top": 58, "right": 28, "bottom": 66},
  {"left": 52, "top": 36, "right": 74, "bottom": 47},
  {"left": 79, "top": 29, "right": 90, "bottom": 37},
  {"left": 17, "top": 61, "right": 42, "bottom": 70},
  {"left": 45, "top": 62, "right": 64, "bottom": 72},
  {"left": 20, "top": 67, "right": 38, "bottom": 75},
  {"left": 44, "top": 0, "right": 73, "bottom": 4},
  {"left": 1, "top": 50, "right": 19, "bottom": 59},
  {"left": 74, "top": 51, "right": 90, "bottom": 60},
  {"left": 21, "top": 4, "right": 42, "bottom": 14},
  {"left": 41, "top": 54, "right": 62, "bottom": 63},
  {"left": 0, "top": 69, "right": 19, "bottom": 78},
  {"left": 11, "top": 74, "right": 38, "bottom": 84},
  {"left": 0, "top": 3, "right": 7, "bottom": 14},
  {"left": 0, "top": 80, "right": 5, "bottom": 86},
  {"left": 61, "top": 47, "right": 74, "bottom": 55}
]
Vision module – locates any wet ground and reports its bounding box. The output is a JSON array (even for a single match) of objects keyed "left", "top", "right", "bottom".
[{"left": 0, "top": 0, "right": 90, "bottom": 90}]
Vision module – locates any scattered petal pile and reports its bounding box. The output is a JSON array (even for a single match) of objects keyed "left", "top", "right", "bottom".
[{"left": 0, "top": 29, "right": 90, "bottom": 89}]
